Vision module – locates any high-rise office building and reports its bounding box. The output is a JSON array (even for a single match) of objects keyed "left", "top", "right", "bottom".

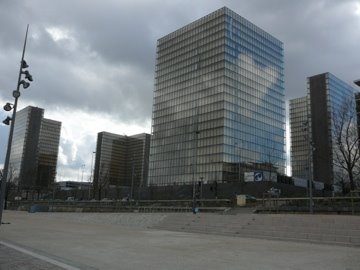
[
  {"left": 356, "top": 92, "right": 360, "bottom": 138},
  {"left": 8, "top": 106, "right": 61, "bottom": 190},
  {"left": 149, "top": 7, "right": 285, "bottom": 185},
  {"left": 290, "top": 73, "right": 355, "bottom": 190},
  {"left": 93, "top": 132, "right": 150, "bottom": 190},
  {"left": 289, "top": 97, "right": 308, "bottom": 180}
]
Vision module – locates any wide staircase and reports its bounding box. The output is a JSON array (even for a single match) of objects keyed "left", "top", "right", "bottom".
[{"left": 151, "top": 212, "right": 360, "bottom": 246}]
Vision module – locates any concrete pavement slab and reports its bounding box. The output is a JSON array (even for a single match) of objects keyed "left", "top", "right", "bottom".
[
  {"left": 1, "top": 211, "right": 359, "bottom": 270},
  {"left": 0, "top": 242, "right": 68, "bottom": 270}
]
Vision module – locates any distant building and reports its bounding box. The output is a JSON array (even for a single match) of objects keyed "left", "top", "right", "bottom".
[
  {"left": 93, "top": 132, "right": 150, "bottom": 191},
  {"left": 8, "top": 106, "right": 61, "bottom": 190},
  {"left": 289, "top": 97, "right": 308, "bottom": 180},
  {"left": 148, "top": 7, "right": 285, "bottom": 186},
  {"left": 290, "top": 73, "right": 355, "bottom": 191},
  {"left": 57, "top": 181, "right": 92, "bottom": 191}
]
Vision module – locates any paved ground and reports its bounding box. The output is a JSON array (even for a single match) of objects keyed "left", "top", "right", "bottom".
[
  {"left": 0, "top": 243, "right": 67, "bottom": 270},
  {"left": 1, "top": 211, "right": 359, "bottom": 270}
]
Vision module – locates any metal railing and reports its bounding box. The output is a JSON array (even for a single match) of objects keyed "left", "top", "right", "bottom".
[{"left": 259, "top": 196, "right": 360, "bottom": 214}]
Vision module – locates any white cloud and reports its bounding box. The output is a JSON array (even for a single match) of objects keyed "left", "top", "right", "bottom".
[
  {"left": 45, "top": 26, "right": 78, "bottom": 52},
  {"left": 45, "top": 27, "right": 72, "bottom": 42},
  {"left": 355, "top": 2, "right": 360, "bottom": 16}
]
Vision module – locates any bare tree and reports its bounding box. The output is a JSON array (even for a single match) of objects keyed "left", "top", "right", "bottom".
[
  {"left": 95, "top": 163, "right": 109, "bottom": 200},
  {"left": 2, "top": 166, "right": 17, "bottom": 209},
  {"left": 334, "top": 169, "right": 350, "bottom": 195},
  {"left": 264, "top": 142, "right": 280, "bottom": 182},
  {"left": 332, "top": 97, "right": 360, "bottom": 192}
]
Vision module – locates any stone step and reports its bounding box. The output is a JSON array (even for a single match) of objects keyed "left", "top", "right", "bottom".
[
  {"left": 243, "top": 224, "right": 360, "bottom": 236},
  {"left": 151, "top": 213, "right": 360, "bottom": 246},
  {"left": 249, "top": 217, "right": 360, "bottom": 230},
  {"left": 156, "top": 219, "right": 360, "bottom": 235},
  {"left": 154, "top": 217, "right": 360, "bottom": 235},
  {"left": 152, "top": 224, "right": 360, "bottom": 246}
]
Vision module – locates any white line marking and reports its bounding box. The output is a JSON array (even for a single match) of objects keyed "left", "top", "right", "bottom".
[{"left": 0, "top": 240, "right": 81, "bottom": 270}]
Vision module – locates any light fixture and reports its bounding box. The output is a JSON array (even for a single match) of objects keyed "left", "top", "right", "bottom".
[
  {"left": 19, "top": 80, "right": 30, "bottom": 89},
  {"left": 3, "top": 103, "right": 13, "bottom": 111},
  {"left": 2, "top": 116, "right": 12, "bottom": 125},
  {"left": 21, "top": 60, "right": 29, "bottom": 69},
  {"left": 22, "top": 70, "right": 33, "bottom": 82},
  {"left": 12, "top": 90, "right": 21, "bottom": 98}
]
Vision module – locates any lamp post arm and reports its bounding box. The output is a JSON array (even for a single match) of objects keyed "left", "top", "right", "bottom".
[{"left": 17, "top": 25, "right": 29, "bottom": 89}]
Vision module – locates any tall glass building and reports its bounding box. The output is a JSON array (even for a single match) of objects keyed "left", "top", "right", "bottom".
[
  {"left": 289, "top": 97, "right": 309, "bottom": 180},
  {"left": 291, "top": 73, "right": 356, "bottom": 191},
  {"left": 148, "top": 7, "right": 285, "bottom": 185},
  {"left": 93, "top": 132, "right": 151, "bottom": 191},
  {"left": 8, "top": 106, "right": 61, "bottom": 190},
  {"left": 37, "top": 119, "right": 62, "bottom": 187},
  {"left": 307, "top": 72, "right": 356, "bottom": 190}
]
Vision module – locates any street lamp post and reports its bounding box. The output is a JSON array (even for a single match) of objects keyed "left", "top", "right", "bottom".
[
  {"left": 234, "top": 143, "right": 241, "bottom": 182},
  {"left": 130, "top": 155, "right": 135, "bottom": 203},
  {"left": 89, "top": 151, "right": 96, "bottom": 199},
  {"left": 0, "top": 25, "right": 33, "bottom": 225},
  {"left": 81, "top": 164, "right": 85, "bottom": 183},
  {"left": 304, "top": 96, "right": 314, "bottom": 214}
]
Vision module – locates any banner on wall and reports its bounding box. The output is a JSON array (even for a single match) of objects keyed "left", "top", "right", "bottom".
[{"left": 244, "top": 171, "right": 277, "bottom": 182}]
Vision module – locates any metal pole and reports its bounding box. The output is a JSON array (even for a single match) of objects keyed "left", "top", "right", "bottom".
[
  {"left": 81, "top": 164, "right": 85, "bottom": 182},
  {"left": 0, "top": 25, "right": 29, "bottom": 225},
  {"left": 89, "top": 151, "right": 95, "bottom": 199},
  {"left": 235, "top": 143, "right": 241, "bottom": 182},
  {"left": 80, "top": 164, "right": 85, "bottom": 199},
  {"left": 306, "top": 96, "right": 314, "bottom": 214},
  {"left": 130, "top": 158, "right": 134, "bottom": 202},
  {"left": 193, "top": 105, "right": 199, "bottom": 213},
  {"left": 192, "top": 173, "right": 196, "bottom": 212}
]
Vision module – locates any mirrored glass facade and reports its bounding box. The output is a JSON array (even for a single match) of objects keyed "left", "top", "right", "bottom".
[
  {"left": 289, "top": 97, "right": 309, "bottom": 180},
  {"left": 305, "top": 72, "right": 355, "bottom": 189},
  {"left": 93, "top": 132, "right": 151, "bottom": 189},
  {"left": 37, "top": 119, "right": 61, "bottom": 187},
  {"left": 8, "top": 106, "right": 61, "bottom": 189},
  {"left": 290, "top": 73, "right": 355, "bottom": 190},
  {"left": 149, "top": 7, "right": 285, "bottom": 186}
]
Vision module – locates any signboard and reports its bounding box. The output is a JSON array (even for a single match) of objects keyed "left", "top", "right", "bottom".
[
  {"left": 244, "top": 172, "right": 254, "bottom": 182},
  {"left": 263, "top": 171, "right": 277, "bottom": 182},
  {"left": 254, "top": 172, "right": 264, "bottom": 182},
  {"left": 244, "top": 171, "right": 277, "bottom": 182}
]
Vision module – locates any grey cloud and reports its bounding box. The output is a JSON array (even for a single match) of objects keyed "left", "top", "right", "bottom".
[
  {"left": 1, "top": 0, "right": 360, "bottom": 175},
  {"left": 225, "top": 0, "right": 360, "bottom": 98}
]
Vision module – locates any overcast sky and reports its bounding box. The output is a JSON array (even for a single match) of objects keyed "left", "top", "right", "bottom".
[{"left": 1, "top": 0, "right": 360, "bottom": 181}]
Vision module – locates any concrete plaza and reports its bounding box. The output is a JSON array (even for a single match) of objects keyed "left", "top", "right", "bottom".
[{"left": 0, "top": 210, "right": 359, "bottom": 270}]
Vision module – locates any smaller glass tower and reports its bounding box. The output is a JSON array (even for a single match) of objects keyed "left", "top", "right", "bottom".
[{"left": 8, "top": 106, "right": 61, "bottom": 190}]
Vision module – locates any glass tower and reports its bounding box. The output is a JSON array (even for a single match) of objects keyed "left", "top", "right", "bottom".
[
  {"left": 8, "top": 106, "right": 61, "bottom": 189},
  {"left": 307, "top": 72, "right": 356, "bottom": 190},
  {"left": 149, "top": 7, "right": 285, "bottom": 185},
  {"left": 93, "top": 132, "right": 151, "bottom": 190},
  {"left": 289, "top": 97, "right": 309, "bottom": 180},
  {"left": 37, "top": 119, "right": 62, "bottom": 187}
]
